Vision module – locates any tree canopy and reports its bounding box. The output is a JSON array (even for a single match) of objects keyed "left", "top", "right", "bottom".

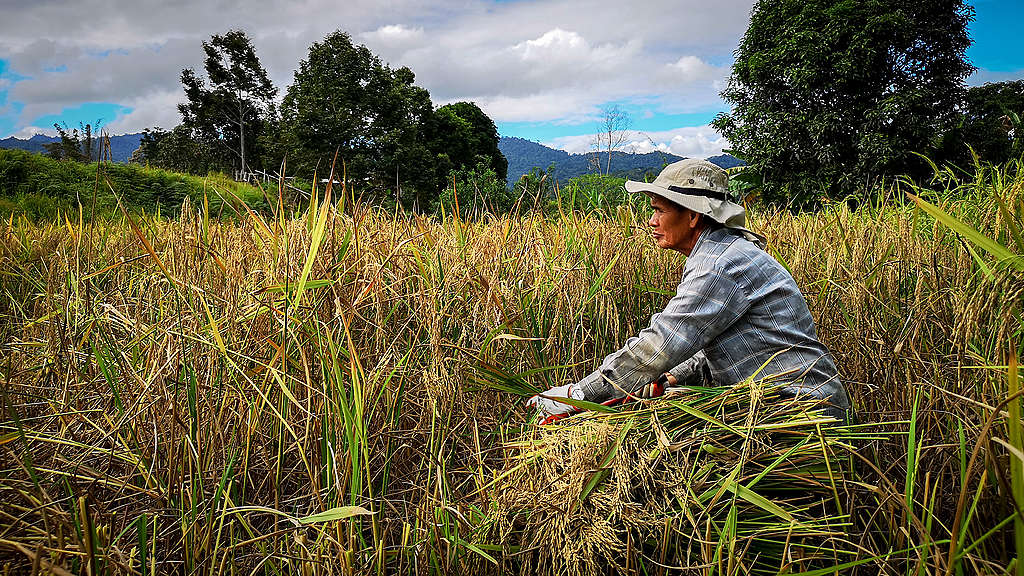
[
  {"left": 713, "top": 0, "right": 975, "bottom": 205},
  {"left": 947, "top": 80, "right": 1024, "bottom": 167},
  {"left": 133, "top": 29, "right": 509, "bottom": 213},
  {"left": 178, "top": 29, "right": 277, "bottom": 174},
  {"left": 430, "top": 101, "right": 507, "bottom": 185},
  {"left": 43, "top": 121, "right": 102, "bottom": 163},
  {"left": 280, "top": 31, "right": 437, "bottom": 207},
  {"left": 137, "top": 125, "right": 226, "bottom": 175}
]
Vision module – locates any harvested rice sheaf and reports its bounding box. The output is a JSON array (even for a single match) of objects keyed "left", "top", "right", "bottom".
[{"left": 481, "top": 382, "right": 860, "bottom": 576}]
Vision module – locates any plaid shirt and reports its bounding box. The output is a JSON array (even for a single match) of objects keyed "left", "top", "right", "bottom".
[{"left": 577, "top": 226, "right": 849, "bottom": 409}]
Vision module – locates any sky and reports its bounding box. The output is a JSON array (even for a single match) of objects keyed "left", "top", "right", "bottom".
[{"left": 0, "top": 0, "right": 1019, "bottom": 158}]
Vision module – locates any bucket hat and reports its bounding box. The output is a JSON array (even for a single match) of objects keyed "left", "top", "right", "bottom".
[{"left": 625, "top": 159, "right": 765, "bottom": 246}]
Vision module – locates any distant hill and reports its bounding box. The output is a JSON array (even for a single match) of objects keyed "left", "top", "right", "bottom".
[
  {"left": 498, "top": 136, "right": 743, "bottom": 186},
  {"left": 1, "top": 132, "right": 743, "bottom": 184},
  {"left": 0, "top": 132, "right": 143, "bottom": 163},
  {"left": 705, "top": 153, "right": 745, "bottom": 170}
]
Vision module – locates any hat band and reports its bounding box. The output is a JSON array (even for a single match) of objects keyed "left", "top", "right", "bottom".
[{"left": 667, "top": 185, "right": 728, "bottom": 201}]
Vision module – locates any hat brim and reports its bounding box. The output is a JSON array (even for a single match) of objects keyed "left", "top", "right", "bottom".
[{"left": 625, "top": 179, "right": 715, "bottom": 218}]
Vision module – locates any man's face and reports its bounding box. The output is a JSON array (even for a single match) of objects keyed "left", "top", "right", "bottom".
[{"left": 648, "top": 195, "right": 703, "bottom": 255}]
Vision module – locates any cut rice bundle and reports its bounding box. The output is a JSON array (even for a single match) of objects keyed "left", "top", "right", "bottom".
[{"left": 478, "top": 382, "right": 861, "bottom": 575}]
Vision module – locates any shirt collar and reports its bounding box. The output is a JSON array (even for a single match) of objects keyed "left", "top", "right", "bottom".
[{"left": 690, "top": 226, "right": 727, "bottom": 256}]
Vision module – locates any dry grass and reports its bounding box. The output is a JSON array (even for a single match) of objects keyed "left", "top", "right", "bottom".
[{"left": 0, "top": 164, "right": 1022, "bottom": 574}]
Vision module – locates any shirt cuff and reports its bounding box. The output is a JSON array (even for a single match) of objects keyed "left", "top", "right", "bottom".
[{"left": 668, "top": 351, "right": 707, "bottom": 385}]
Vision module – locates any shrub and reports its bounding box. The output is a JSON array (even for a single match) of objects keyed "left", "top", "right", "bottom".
[
  {"left": 0, "top": 148, "right": 271, "bottom": 219},
  {"left": 437, "top": 162, "right": 514, "bottom": 217}
]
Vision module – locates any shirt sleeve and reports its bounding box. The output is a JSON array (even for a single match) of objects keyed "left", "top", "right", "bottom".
[
  {"left": 577, "top": 266, "right": 751, "bottom": 403},
  {"left": 668, "top": 350, "right": 708, "bottom": 384}
]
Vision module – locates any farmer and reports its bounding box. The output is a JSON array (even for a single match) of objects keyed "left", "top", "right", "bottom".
[{"left": 528, "top": 159, "right": 850, "bottom": 421}]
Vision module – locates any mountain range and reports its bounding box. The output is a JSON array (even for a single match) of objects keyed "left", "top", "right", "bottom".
[
  {"left": 0, "top": 133, "right": 742, "bottom": 186},
  {"left": 0, "top": 132, "right": 144, "bottom": 162},
  {"left": 498, "top": 136, "right": 742, "bottom": 186}
]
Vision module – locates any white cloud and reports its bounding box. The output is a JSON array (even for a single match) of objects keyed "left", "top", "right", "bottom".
[
  {"left": 361, "top": 24, "right": 425, "bottom": 49},
  {"left": 968, "top": 68, "right": 1024, "bottom": 86},
  {"left": 472, "top": 91, "right": 600, "bottom": 125},
  {"left": 516, "top": 28, "right": 584, "bottom": 57},
  {"left": 6, "top": 38, "right": 200, "bottom": 125},
  {"left": 511, "top": 28, "right": 640, "bottom": 77},
  {"left": 11, "top": 125, "right": 58, "bottom": 138},
  {"left": 545, "top": 125, "right": 730, "bottom": 159},
  {"left": 0, "top": 0, "right": 756, "bottom": 133},
  {"left": 0, "top": 0, "right": 412, "bottom": 51},
  {"left": 666, "top": 56, "right": 719, "bottom": 83},
  {"left": 373, "top": 24, "right": 424, "bottom": 39},
  {"left": 104, "top": 90, "right": 183, "bottom": 133}
]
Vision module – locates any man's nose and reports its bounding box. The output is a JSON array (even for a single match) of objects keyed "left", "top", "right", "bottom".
[{"left": 648, "top": 213, "right": 658, "bottom": 228}]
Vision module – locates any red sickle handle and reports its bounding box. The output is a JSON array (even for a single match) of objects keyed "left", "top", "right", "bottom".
[
  {"left": 537, "top": 379, "right": 666, "bottom": 425},
  {"left": 540, "top": 412, "right": 572, "bottom": 425}
]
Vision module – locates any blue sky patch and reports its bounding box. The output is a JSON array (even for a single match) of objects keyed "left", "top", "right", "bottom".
[
  {"left": 968, "top": 0, "right": 1021, "bottom": 73},
  {"left": 32, "top": 102, "right": 133, "bottom": 133},
  {"left": 499, "top": 111, "right": 721, "bottom": 143},
  {"left": 0, "top": 59, "right": 14, "bottom": 137}
]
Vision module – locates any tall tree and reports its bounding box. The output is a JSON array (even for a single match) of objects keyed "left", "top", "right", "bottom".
[
  {"left": 591, "top": 104, "right": 631, "bottom": 176},
  {"left": 280, "top": 31, "right": 436, "bottom": 207},
  {"left": 952, "top": 80, "right": 1024, "bottom": 166},
  {"left": 179, "top": 30, "right": 277, "bottom": 175},
  {"left": 430, "top": 101, "right": 507, "bottom": 184},
  {"left": 43, "top": 121, "right": 101, "bottom": 162},
  {"left": 712, "top": 0, "right": 974, "bottom": 205}
]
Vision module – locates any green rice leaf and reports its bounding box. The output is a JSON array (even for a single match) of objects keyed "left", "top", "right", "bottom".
[
  {"left": 541, "top": 394, "right": 618, "bottom": 414},
  {"left": 908, "top": 192, "right": 1022, "bottom": 270},
  {"left": 724, "top": 481, "right": 798, "bottom": 524},
  {"left": 299, "top": 505, "right": 374, "bottom": 524},
  {"left": 457, "top": 538, "right": 499, "bottom": 566},
  {"left": 293, "top": 187, "right": 333, "bottom": 306}
]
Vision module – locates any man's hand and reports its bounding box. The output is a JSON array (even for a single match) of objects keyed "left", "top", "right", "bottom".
[
  {"left": 635, "top": 373, "right": 674, "bottom": 399},
  {"left": 526, "top": 383, "right": 585, "bottom": 419}
]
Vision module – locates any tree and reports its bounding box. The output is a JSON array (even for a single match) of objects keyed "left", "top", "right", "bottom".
[
  {"left": 135, "top": 126, "right": 226, "bottom": 175},
  {"left": 429, "top": 101, "right": 508, "bottom": 185},
  {"left": 590, "top": 104, "right": 631, "bottom": 175},
  {"left": 280, "top": 31, "right": 437, "bottom": 207},
  {"left": 712, "top": 0, "right": 975, "bottom": 205},
  {"left": 950, "top": 80, "right": 1024, "bottom": 166},
  {"left": 43, "top": 121, "right": 101, "bottom": 162},
  {"left": 179, "top": 30, "right": 277, "bottom": 175},
  {"left": 513, "top": 164, "right": 558, "bottom": 211}
]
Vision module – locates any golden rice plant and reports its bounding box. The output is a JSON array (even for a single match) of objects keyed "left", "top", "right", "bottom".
[
  {"left": 475, "top": 383, "right": 865, "bottom": 576},
  {"left": 0, "top": 160, "right": 1021, "bottom": 574}
]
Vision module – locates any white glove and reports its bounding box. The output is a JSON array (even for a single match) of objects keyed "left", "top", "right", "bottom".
[{"left": 526, "top": 383, "right": 585, "bottom": 419}]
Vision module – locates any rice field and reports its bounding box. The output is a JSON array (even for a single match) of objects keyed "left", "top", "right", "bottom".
[{"left": 1, "top": 162, "right": 1022, "bottom": 574}]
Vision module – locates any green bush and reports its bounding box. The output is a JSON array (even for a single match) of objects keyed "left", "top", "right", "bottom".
[
  {"left": 0, "top": 149, "right": 270, "bottom": 221},
  {"left": 19, "top": 193, "right": 62, "bottom": 220},
  {"left": 541, "top": 174, "right": 649, "bottom": 216},
  {"left": 0, "top": 196, "right": 21, "bottom": 219},
  {"left": 437, "top": 162, "right": 514, "bottom": 217}
]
